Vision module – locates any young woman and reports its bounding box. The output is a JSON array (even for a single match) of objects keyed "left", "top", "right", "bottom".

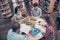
[
  {"left": 41, "top": 14, "right": 57, "bottom": 40},
  {"left": 31, "top": 3, "right": 42, "bottom": 17},
  {"left": 11, "top": 6, "right": 23, "bottom": 22}
]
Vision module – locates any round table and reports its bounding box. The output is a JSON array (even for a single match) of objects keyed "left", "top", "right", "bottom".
[{"left": 19, "top": 17, "right": 47, "bottom": 40}]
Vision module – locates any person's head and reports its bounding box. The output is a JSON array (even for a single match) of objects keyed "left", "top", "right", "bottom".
[
  {"left": 15, "top": 6, "right": 20, "bottom": 14},
  {"left": 42, "top": 14, "right": 56, "bottom": 30},
  {"left": 33, "top": 3, "right": 38, "bottom": 7},
  {"left": 12, "top": 23, "right": 20, "bottom": 33},
  {"left": 42, "top": 14, "right": 54, "bottom": 26}
]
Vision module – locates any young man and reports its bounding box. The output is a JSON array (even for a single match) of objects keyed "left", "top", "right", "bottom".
[
  {"left": 7, "top": 23, "right": 28, "bottom": 40},
  {"left": 31, "top": 3, "right": 42, "bottom": 17}
]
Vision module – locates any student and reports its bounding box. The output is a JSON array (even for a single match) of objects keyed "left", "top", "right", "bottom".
[
  {"left": 31, "top": 3, "right": 42, "bottom": 17},
  {"left": 41, "top": 14, "right": 56, "bottom": 40},
  {"left": 7, "top": 23, "right": 28, "bottom": 40},
  {"left": 14, "top": 6, "right": 23, "bottom": 19},
  {"left": 11, "top": 6, "right": 23, "bottom": 22},
  {"left": 20, "top": 4, "right": 28, "bottom": 17}
]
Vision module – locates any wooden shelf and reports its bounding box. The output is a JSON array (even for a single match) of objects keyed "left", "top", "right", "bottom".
[
  {"left": 42, "top": 8, "right": 48, "bottom": 13},
  {"left": 44, "top": 1, "right": 50, "bottom": 6},
  {"left": 1, "top": 2, "right": 8, "bottom": 5},
  {"left": 39, "top": 0, "right": 50, "bottom": 12},
  {"left": 43, "top": 0, "right": 50, "bottom": 11},
  {"left": 0, "top": 0, "right": 12, "bottom": 18}
]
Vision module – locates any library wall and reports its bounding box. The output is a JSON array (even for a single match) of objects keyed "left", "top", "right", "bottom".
[
  {"left": 32, "top": 0, "right": 38, "bottom": 4},
  {"left": 48, "top": 0, "right": 55, "bottom": 13}
]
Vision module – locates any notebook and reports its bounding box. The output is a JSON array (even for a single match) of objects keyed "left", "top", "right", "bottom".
[
  {"left": 29, "top": 28, "right": 40, "bottom": 37},
  {"left": 20, "top": 24, "right": 31, "bottom": 34}
]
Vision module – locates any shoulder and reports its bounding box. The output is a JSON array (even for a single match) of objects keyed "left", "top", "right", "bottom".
[
  {"left": 20, "top": 8, "right": 26, "bottom": 12},
  {"left": 38, "top": 8, "right": 42, "bottom": 10},
  {"left": 16, "top": 34, "right": 28, "bottom": 40},
  {"left": 49, "top": 26, "right": 54, "bottom": 29},
  {"left": 48, "top": 26, "right": 55, "bottom": 32},
  {"left": 7, "top": 29, "right": 13, "bottom": 36},
  {"left": 31, "top": 8, "right": 34, "bottom": 10},
  {"left": 8, "top": 29, "right": 12, "bottom": 34}
]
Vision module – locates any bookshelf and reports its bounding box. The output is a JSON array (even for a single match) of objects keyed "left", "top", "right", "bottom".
[
  {"left": 32, "top": 0, "right": 38, "bottom": 4},
  {"left": 0, "top": 0, "right": 12, "bottom": 18},
  {"left": 39, "top": 0, "right": 55, "bottom": 13},
  {"left": 43, "top": 0, "right": 50, "bottom": 12},
  {"left": 53, "top": 0, "right": 60, "bottom": 11},
  {"left": 16, "top": 0, "right": 25, "bottom": 9}
]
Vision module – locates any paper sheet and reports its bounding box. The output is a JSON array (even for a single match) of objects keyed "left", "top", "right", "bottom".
[
  {"left": 20, "top": 24, "right": 31, "bottom": 34},
  {"left": 35, "top": 24, "right": 46, "bottom": 33}
]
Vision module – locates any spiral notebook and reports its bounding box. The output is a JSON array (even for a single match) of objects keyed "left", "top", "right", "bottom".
[{"left": 29, "top": 28, "right": 40, "bottom": 37}]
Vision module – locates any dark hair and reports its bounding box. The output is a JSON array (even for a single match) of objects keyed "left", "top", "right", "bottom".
[
  {"left": 44, "top": 15, "right": 51, "bottom": 26},
  {"left": 12, "top": 23, "right": 20, "bottom": 32},
  {"left": 42, "top": 14, "right": 57, "bottom": 31},
  {"left": 15, "top": 6, "right": 20, "bottom": 14},
  {"left": 33, "top": 3, "right": 38, "bottom": 7}
]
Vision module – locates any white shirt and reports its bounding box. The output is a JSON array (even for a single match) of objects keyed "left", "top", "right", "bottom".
[
  {"left": 31, "top": 7, "right": 42, "bottom": 17},
  {"left": 14, "top": 12, "right": 22, "bottom": 20}
]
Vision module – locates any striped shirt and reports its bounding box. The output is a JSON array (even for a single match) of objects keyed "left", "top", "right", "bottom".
[{"left": 44, "top": 26, "right": 56, "bottom": 40}]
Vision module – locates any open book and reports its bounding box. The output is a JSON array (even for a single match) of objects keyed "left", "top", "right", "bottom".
[{"left": 20, "top": 24, "right": 31, "bottom": 34}]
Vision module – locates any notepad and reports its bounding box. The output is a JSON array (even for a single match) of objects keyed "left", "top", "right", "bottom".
[
  {"left": 29, "top": 28, "right": 40, "bottom": 37},
  {"left": 20, "top": 24, "right": 31, "bottom": 34}
]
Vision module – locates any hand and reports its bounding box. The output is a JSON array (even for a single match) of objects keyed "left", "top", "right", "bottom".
[
  {"left": 38, "top": 16, "right": 40, "bottom": 18},
  {"left": 42, "top": 32, "right": 45, "bottom": 36},
  {"left": 21, "top": 32, "right": 26, "bottom": 35},
  {"left": 38, "top": 15, "right": 42, "bottom": 18},
  {"left": 31, "top": 15, "right": 33, "bottom": 17},
  {"left": 31, "top": 14, "right": 33, "bottom": 17},
  {"left": 21, "top": 16, "right": 24, "bottom": 19}
]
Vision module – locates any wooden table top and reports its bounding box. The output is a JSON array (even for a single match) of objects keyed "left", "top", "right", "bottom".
[{"left": 19, "top": 16, "right": 47, "bottom": 40}]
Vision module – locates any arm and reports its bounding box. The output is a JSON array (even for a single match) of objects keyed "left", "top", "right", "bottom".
[
  {"left": 39, "top": 8, "right": 42, "bottom": 17},
  {"left": 19, "top": 35, "right": 28, "bottom": 40},
  {"left": 31, "top": 9, "right": 33, "bottom": 17},
  {"left": 31, "top": 13, "right": 33, "bottom": 17},
  {"left": 49, "top": 26, "right": 56, "bottom": 40},
  {"left": 11, "top": 16, "right": 17, "bottom": 22},
  {"left": 51, "top": 27, "right": 56, "bottom": 40}
]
